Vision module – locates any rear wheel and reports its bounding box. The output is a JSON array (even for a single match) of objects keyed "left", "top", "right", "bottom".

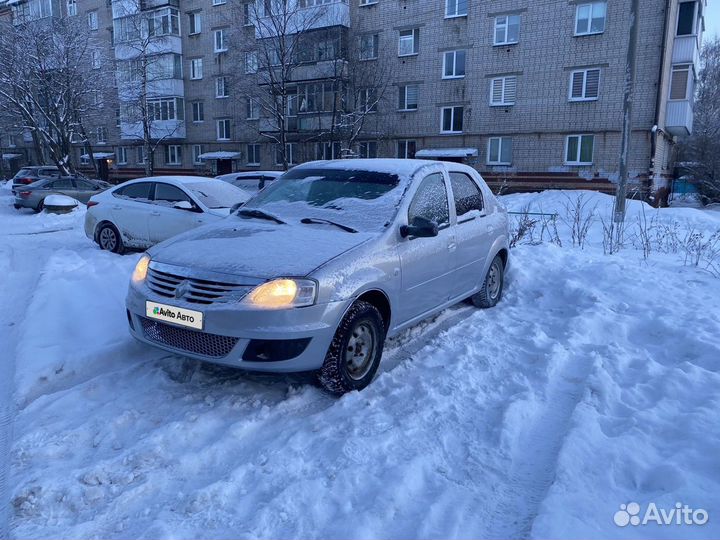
[
  {"left": 318, "top": 301, "right": 385, "bottom": 395},
  {"left": 471, "top": 255, "right": 504, "bottom": 309},
  {"left": 97, "top": 223, "right": 124, "bottom": 254}
]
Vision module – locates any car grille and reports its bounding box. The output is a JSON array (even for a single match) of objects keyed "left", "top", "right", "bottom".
[
  {"left": 147, "top": 267, "right": 252, "bottom": 305},
  {"left": 139, "top": 317, "right": 239, "bottom": 358}
]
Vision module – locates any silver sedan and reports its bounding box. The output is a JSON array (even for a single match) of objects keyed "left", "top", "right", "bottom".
[
  {"left": 14, "top": 176, "right": 110, "bottom": 212},
  {"left": 126, "top": 159, "right": 509, "bottom": 394}
]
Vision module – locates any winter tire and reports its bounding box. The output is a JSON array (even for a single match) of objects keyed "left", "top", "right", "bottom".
[
  {"left": 318, "top": 300, "right": 385, "bottom": 395},
  {"left": 97, "top": 223, "right": 124, "bottom": 254},
  {"left": 472, "top": 255, "right": 504, "bottom": 309},
  {"left": 34, "top": 199, "right": 44, "bottom": 213}
]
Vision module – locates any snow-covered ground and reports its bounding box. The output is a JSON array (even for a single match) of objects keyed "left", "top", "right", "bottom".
[{"left": 1, "top": 180, "right": 719, "bottom": 539}]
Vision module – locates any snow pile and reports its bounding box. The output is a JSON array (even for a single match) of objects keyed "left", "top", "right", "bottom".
[
  {"left": 4, "top": 191, "right": 720, "bottom": 539},
  {"left": 43, "top": 194, "right": 78, "bottom": 207}
]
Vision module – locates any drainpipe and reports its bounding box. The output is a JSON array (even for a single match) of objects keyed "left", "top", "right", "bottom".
[{"left": 650, "top": 0, "right": 673, "bottom": 205}]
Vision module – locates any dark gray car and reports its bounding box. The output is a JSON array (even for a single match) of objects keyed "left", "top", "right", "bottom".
[
  {"left": 10, "top": 166, "right": 61, "bottom": 191},
  {"left": 14, "top": 176, "right": 111, "bottom": 212}
]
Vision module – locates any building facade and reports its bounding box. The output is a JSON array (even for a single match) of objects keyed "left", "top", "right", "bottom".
[{"left": 0, "top": 0, "right": 705, "bottom": 201}]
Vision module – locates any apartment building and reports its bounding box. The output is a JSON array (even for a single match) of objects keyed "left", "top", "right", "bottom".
[{"left": 0, "top": 0, "right": 705, "bottom": 201}]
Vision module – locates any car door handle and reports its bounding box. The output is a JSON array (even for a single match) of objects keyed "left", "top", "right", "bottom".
[{"left": 447, "top": 242, "right": 457, "bottom": 252}]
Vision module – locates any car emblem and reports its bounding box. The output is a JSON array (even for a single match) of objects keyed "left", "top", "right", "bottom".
[{"left": 175, "top": 280, "right": 190, "bottom": 299}]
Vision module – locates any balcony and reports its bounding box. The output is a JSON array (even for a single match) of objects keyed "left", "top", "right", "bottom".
[
  {"left": 255, "top": 0, "right": 350, "bottom": 39},
  {"left": 666, "top": 100, "right": 694, "bottom": 136},
  {"left": 119, "top": 120, "right": 186, "bottom": 140},
  {"left": 672, "top": 35, "right": 700, "bottom": 66}
]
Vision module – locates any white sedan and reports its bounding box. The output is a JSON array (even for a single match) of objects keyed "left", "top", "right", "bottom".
[
  {"left": 85, "top": 176, "right": 249, "bottom": 253},
  {"left": 216, "top": 171, "right": 282, "bottom": 194}
]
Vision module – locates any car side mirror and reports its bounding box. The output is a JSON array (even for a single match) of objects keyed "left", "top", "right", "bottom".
[
  {"left": 400, "top": 216, "right": 439, "bottom": 238},
  {"left": 173, "top": 200, "right": 194, "bottom": 211},
  {"left": 230, "top": 202, "right": 245, "bottom": 213}
]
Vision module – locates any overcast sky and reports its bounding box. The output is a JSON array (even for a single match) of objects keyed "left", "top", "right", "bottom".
[{"left": 706, "top": 1, "right": 720, "bottom": 39}]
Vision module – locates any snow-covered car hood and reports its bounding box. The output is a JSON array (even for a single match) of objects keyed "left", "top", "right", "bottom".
[{"left": 148, "top": 218, "right": 375, "bottom": 279}]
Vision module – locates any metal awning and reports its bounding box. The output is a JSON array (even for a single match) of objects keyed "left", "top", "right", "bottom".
[
  {"left": 416, "top": 148, "right": 479, "bottom": 158},
  {"left": 1, "top": 153, "right": 22, "bottom": 160},
  {"left": 81, "top": 152, "right": 115, "bottom": 159},
  {"left": 198, "top": 151, "right": 241, "bottom": 160}
]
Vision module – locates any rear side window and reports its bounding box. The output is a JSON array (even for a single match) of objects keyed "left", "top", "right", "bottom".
[
  {"left": 153, "top": 183, "right": 192, "bottom": 206},
  {"left": 74, "top": 179, "right": 96, "bottom": 190},
  {"left": 408, "top": 173, "right": 450, "bottom": 226},
  {"left": 450, "top": 172, "right": 484, "bottom": 217},
  {"left": 114, "top": 182, "right": 153, "bottom": 201},
  {"left": 50, "top": 179, "right": 74, "bottom": 189}
]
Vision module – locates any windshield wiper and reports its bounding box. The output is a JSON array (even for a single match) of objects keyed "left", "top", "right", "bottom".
[
  {"left": 237, "top": 208, "right": 285, "bottom": 224},
  {"left": 300, "top": 217, "right": 358, "bottom": 233}
]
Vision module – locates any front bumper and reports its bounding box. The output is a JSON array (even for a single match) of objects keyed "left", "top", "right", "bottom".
[{"left": 126, "top": 283, "right": 349, "bottom": 373}]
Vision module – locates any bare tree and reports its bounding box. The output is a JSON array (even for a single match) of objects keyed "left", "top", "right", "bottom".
[{"left": 0, "top": 15, "right": 114, "bottom": 174}]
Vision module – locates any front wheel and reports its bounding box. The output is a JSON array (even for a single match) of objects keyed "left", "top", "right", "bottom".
[
  {"left": 471, "top": 255, "right": 505, "bottom": 308},
  {"left": 318, "top": 301, "right": 385, "bottom": 395},
  {"left": 97, "top": 223, "right": 125, "bottom": 254}
]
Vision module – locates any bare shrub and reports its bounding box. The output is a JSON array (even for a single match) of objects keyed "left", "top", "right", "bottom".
[
  {"left": 562, "top": 193, "right": 596, "bottom": 249},
  {"left": 509, "top": 206, "right": 539, "bottom": 248}
]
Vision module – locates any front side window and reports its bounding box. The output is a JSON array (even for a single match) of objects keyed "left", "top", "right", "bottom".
[
  {"left": 441, "top": 106, "right": 463, "bottom": 133},
  {"left": 490, "top": 76, "right": 517, "bottom": 106},
  {"left": 565, "top": 135, "right": 594, "bottom": 165},
  {"left": 450, "top": 172, "right": 484, "bottom": 217},
  {"left": 494, "top": 14, "right": 520, "bottom": 45},
  {"left": 445, "top": 0, "right": 467, "bottom": 17},
  {"left": 575, "top": 2, "right": 606, "bottom": 35},
  {"left": 399, "top": 28, "right": 419, "bottom": 56},
  {"left": 443, "top": 50, "right": 466, "bottom": 79},
  {"left": 115, "top": 182, "right": 152, "bottom": 201},
  {"left": 487, "top": 137, "right": 512, "bottom": 165},
  {"left": 569, "top": 68, "right": 601, "bottom": 101},
  {"left": 154, "top": 183, "right": 191, "bottom": 204},
  {"left": 408, "top": 173, "right": 449, "bottom": 226}
]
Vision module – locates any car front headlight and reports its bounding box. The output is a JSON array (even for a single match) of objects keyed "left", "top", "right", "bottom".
[
  {"left": 244, "top": 278, "right": 317, "bottom": 309},
  {"left": 132, "top": 254, "right": 150, "bottom": 284}
]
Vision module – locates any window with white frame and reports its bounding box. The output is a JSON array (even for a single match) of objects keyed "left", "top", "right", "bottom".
[
  {"left": 397, "top": 140, "right": 416, "bottom": 158},
  {"left": 275, "top": 143, "right": 297, "bottom": 165},
  {"left": 148, "top": 8, "right": 180, "bottom": 37},
  {"left": 359, "top": 33, "right": 379, "bottom": 60},
  {"left": 190, "top": 58, "right": 203, "bottom": 79},
  {"left": 213, "top": 0, "right": 226, "bottom": 6},
  {"left": 91, "top": 50, "right": 101, "bottom": 69},
  {"left": 189, "top": 12, "right": 201, "bottom": 34},
  {"left": 137, "top": 146, "right": 147, "bottom": 164},
  {"left": 565, "top": 135, "right": 594, "bottom": 165},
  {"left": 192, "top": 101, "right": 204, "bottom": 122},
  {"left": 494, "top": 14, "right": 520, "bottom": 45},
  {"left": 243, "top": 3, "right": 253, "bottom": 25},
  {"left": 358, "top": 141, "right": 378, "bottom": 158},
  {"left": 575, "top": 2, "right": 606, "bottom": 36},
  {"left": 66, "top": 0, "right": 76, "bottom": 16},
  {"left": 677, "top": 1, "right": 699, "bottom": 36},
  {"left": 316, "top": 142, "right": 342, "bottom": 160},
  {"left": 247, "top": 98, "right": 260, "bottom": 119},
  {"left": 670, "top": 65, "right": 693, "bottom": 100},
  {"left": 490, "top": 76, "right": 517, "bottom": 106},
  {"left": 12, "top": 0, "right": 53, "bottom": 22},
  {"left": 192, "top": 144, "right": 204, "bottom": 164},
  {"left": 569, "top": 68, "right": 600, "bottom": 101},
  {"left": 359, "top": 0, "right": 378, "bottom": 6},
  {"left": 87, "top": 10, "right": 98, "bottom": 30},
  {"left": 165, "top": 145, "right": 182, "bottom": 165},
  {"left": 216, "top": 76, "right": 229, "bottom": 98},
  {"left": 259, "top": 0, "right": 271, "bottom": 17},
  {"left": 358, "top": 88, "right": 378, "bottom": 113},
  {"left": 217, "top": 119, "right": 231, "bottom": 141},
  {"left": 147, "top": 97, "right": 185, "bottom": 121},
  {"left": 117, "top": 147, "right": 128, "bottom": 165},
  {"left": 487, "top": 137, "right": 512, "bottom": 165},
  {"left": 445, "top": 0, "right": 467, "bottom": 18},
  {"left": 245, "top": 51, "right": 258, "bottom": 73},
  {"left": 247, "top": 144, "right": 261, "bottom": 165},
  {"left": 398, "top": 28, "right": 420, "bottom": 56},
  {"left": 96, "top": 126, "right": 107, "bottom": 143},
  {"left": 440, "top": 106, "right": 463, "bottom": 133},
  {"left": 398, "top": 84, "right": 418, "bottom": 110},
  {"left": 443, "top": 50, "right": 466, "bottom": 79},
  {"left": 214, "top": 29, "right": 227, "bottom": 52}
]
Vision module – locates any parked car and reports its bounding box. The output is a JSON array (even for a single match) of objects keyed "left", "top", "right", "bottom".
[
  {"left": 13, "top": 176, "right": 111, "bottom": 212},
  {"left": 216, "top": 171, "right": 282, "bottom": 194},
  {"left": 85, "top": 176, "right": 250, "bottom": 253},
  {"left": 11, "top": 166, "right": 61, "bottom": 191},
  {"left": 126, "top": 159, "right": 509, "bottom": 394}
]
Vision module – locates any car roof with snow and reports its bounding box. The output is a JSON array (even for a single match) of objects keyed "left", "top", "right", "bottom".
[
  {"left": 293, "top": 159, "right": 472, "bottom": 180},
  {"left": 115, "top": 175, "right": 215, "bottom": 189}
]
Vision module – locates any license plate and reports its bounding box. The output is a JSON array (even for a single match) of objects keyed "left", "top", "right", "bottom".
[{"left": 146, "top": 301, "right": 203, "bottom": 330}]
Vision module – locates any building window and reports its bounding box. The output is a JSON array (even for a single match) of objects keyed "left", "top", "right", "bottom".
[
  {"left": 445, "top": 0, "right": 467, "bottom": 18},
  {"left": 440, "top": 106, "right": 463, "bottom": 133},
  {"left": 487, "top": 137, "right": 512, "bottom": 165},
  {"left": 245, "top": 98, "right": 259, "bottom": 120},
  {"left": 91, "top": 50, "right": 101, "bottom": 69},
  {"left": 358, "top": 141, "right": 378, "bottom": 158},
  {"left": 189, "top": 12, "right": 201, "bottom": 34},
  {"left": 137, "top": 146, "right": 147, "bottom": 164},
  {"left": 316, "top": 142, "right": 342, "bottom": 160},
  {"left": 87, "top": 10, "right": 98, "bottom": 30},
  {"left": 569, "top": 68, "right": 601, "bottom": 101},
  {"left": 490, "top": 76, "right": 517, "bottom": 106},
  {"left": 358, "top": 88, "right": 378, "bottom": 113},
  {"left": 165, "top": 145, "right": 182, "bottom": 165},
  {"left": 245, "top": 51, "right": 258, "bottom": 74},
  {"left": 359, "top": 0, "right": 378, "bottom": 5},
  {"left": 214, "top": 29, "right": 227, "bottom": 52},
  {"left": 216, "top": 76, "right": 229, "bottom": 98},
  {"left": 147, "top": 97, "right": 185, "bottom": 121},
  {"left": 13, "top": 0, "right": 53, "bottom": 22},
  {"left": 66, "top": 0, "right": 76, "bottom": 16},
  {"left": 442, "top": 50, "right": 466, "bottom": 79},
  {"left": 397, "top": 140, "right": 416, "bottom": 158},
  {"left": 213, "top": 0, "right": 226, "bottom": 5},
  {"left": 670, "top": 65, "right": 692, "bottom": 100},
  {"left": 247, "top": 143, "right": 261, "bottom": 165},
  {"left": 243, "top": 3, "right": 253, "bottom": 25},
  {"left": 677, "top": 1, "right": 698, "bottom": 36},
  {"left": 217, "top": 119, "right": 231, "bottom": 141},
  {"left": 96, "top": 126, "right": 107, "bottom": 144},
  {"left": 148, "top": 8, "right": 180, "bottom": 37},
  {"left": 192, "top": 144, "right": 204, "bottom": 165},
  {"left": 359, "top": 33, "right": 379, "bottom": 60},
  {"left": 190, "top": 58, "right": 203, "bottom": 80},
  {"left": 575, "top": 2, "right": 606, "bottom": 36},
  {"left": 275, "top": 143, "right": 297, "bottom": 165},
  {"left": 398, "top": 28, "right": 420, "bottom": 57},
  {"left": 565, "top": 135, "right": 594, "bottom": 165},
  {"left": 117, "top": 147, "right": 128, "bottom": 165},
  {"left": 115, "top": 108, "right": 121, "bottom": 127},
  {"left": 398, "top": 84, "right": 418, "bottom": 110},
  {"left": 191, "top": 101, "right": 204, "bottom": 122},
  {"left": 494, "top": 15, "right": 520, "bottom": 45}
]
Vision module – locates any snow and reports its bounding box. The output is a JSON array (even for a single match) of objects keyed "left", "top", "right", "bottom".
[
  {"left": 415, "top": 148, "right": 479, "bottom": 158},
  {"left": 2, "top": 182, "right": 720, "bottom": 539},
  {"left": 197, "top": 152, "right": 241, "bottom": 160},
  {"left": 43, "top": 194, "right": 78, "bottom": 207}
]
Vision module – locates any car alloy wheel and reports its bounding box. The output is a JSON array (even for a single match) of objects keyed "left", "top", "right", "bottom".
[{"left": 344, "top": 321, "right": 378, "bottom": 381}]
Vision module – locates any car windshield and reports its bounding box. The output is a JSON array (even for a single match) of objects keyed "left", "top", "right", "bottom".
[
  {"left": 186, "top": 182, "right": 248, "bottom": 209},
  {"left": 241, "top": 168, "right": 404, "bottom": 232}
]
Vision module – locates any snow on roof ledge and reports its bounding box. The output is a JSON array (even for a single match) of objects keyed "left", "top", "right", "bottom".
[
  {"left": 416, "top": 148, "right": 479, "bottom": 158},
  {"left": 198, "top": 151, "right": 241, "bottom": 160},
  {"left": 81, "top": 152, "right": 115, "bottom": 159},
  {"left": 2, "top": 153, "right": 22, "bottom": 160}
]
